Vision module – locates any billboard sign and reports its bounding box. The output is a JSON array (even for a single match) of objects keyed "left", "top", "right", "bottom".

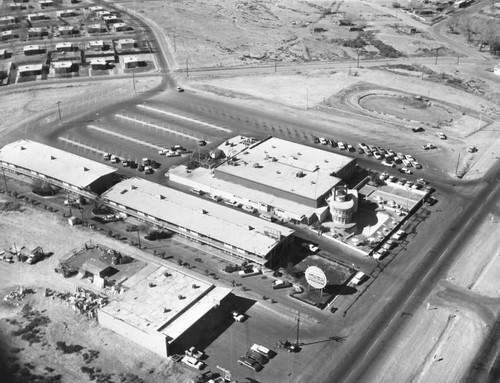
[{"left": 305, "top": 266, "right": 327, "bottom": 289}]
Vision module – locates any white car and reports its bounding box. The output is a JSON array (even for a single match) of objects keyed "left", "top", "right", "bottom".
[
  {"left": 182, "top": 355, "right": 204, "bottom": 370},
  {"left": 381, "top": 160, "right": 395, "bottom": 167},
  {"left": 392, "top": 229, "right": 406, "bottom": 240},
  {"left": 225, "top": 200, "right": 240, "bottom": 207},
  {"left": 319, "top": 137, "right": 328, "bottom": 145},
  {"left": 239, "top": 267, "right": 261, "bottom": 277},
  {"left": 399, "top": 167, "right": 412, "bottom": 174},
  {"left": 358, "top": 142, "right": 369, "bottom": 150},
  {"left": 232, "top": 311, "right": 246, "bottom": 322},
  {"left": 242, "top": 205, "right": 256, "bottom": 213},
  {"left": 379, "top": 171, "right": 389, "bottom": 180},
  {"left": 373, "top": 152, "right": 383, "bottom": 160},
  {"left": 251, "top": 344, "right": 271, "bottom": 357},
  {"left": 402, "top": 159, "right": 413, "bottom": 167},
  {"left": 373, "top": 249, "right": 387, "bottom": 260},
  {"left": 176, "top": 85, "right": 184, "bottom": 92},
  {"left": 411, "top": 161, "right": 422, "bottom": 169},
  {"left": 308, "top": 243, "right": 320, "bottom": 253},
  {"left": 351, "top": 271, "right": 365, "bottom": 285},
  {"left": 338, "top": 142, "right": 346, "bottom": 150}
]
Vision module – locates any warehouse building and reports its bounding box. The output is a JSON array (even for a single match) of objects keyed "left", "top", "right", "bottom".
[
  {"left": 0, "top": 140, "right": 118, "bottom": 196},
  {"left": 101, "top": 177, "right": 295, "bottom": 266},
  {"left": 98, "top": 264, "right": 232, "bottom": 357}
]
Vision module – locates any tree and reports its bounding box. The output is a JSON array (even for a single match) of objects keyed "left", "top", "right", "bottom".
[
  {"left": 446, "top": 15, "right": 461, "bottom": 34},
  {"left": 456, "top": 12, "right": 475, "bottom": 43}
]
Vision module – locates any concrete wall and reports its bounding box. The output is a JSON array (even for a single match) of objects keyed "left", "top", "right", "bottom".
[{"left": 97, "top": 309, "right": 169, "bottom": 358}]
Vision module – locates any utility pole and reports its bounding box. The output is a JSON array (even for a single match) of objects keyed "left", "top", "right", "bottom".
[
  {"left": 1, "top": 167, "right": 8, "bottom": 192},
  {"left": 132, "top": 70, "right": 136, "bottom": 92},
  {"left": 455, "top": 153, "right": 461, "bottom": 177},
  {"left": 56, "top": 100, "right": 62, "bottom": 123},
  {"left": 357, "top": 49, "right": 361, "bottom": 68},
  {"left": 296, "top": 311, "right": 300, "bottom": 346},
  {"left": 185, "top": 57, "right": 189, "bottom": 78}
]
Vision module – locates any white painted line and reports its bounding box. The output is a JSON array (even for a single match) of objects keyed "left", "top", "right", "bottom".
[
  {"left": 115, "top": 114, "right": 199, "bottom": 141},
  {"left": 58, "top": 136, "right": 108, "bottom": 155},
  {"left": 87, "top": 124, "right": 167, "bottom": 151},
  {"left": 138, "top": 104, "right": 232, "bottom": 132}
]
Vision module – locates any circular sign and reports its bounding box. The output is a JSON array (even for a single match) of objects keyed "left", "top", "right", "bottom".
[{"left": 305, "top": 266, "right": 327, "bottom": 289}]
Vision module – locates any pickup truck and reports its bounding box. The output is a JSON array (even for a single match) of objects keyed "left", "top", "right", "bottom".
[
  {"left": 185, "top": 346, "right": 204, "bottom": 360},
  {"left": 272, "top": 280, "right": 292, "bottom": 290}
]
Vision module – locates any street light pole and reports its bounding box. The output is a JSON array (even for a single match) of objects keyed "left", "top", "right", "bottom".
[{"left": 56, "top": 101, "right": 62, "bottom": 123}]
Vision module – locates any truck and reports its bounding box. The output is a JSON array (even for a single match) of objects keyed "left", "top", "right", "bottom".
[
  {"left": 272, "top": 279, "right": 292, "bottom": 290},
  {"left": 26, "top": 246, "right": 45, "bottom": 265}
]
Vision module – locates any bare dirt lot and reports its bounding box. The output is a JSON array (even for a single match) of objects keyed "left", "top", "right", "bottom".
[{"left": 0, "top": 193, "right": 191, "bottom": 383}]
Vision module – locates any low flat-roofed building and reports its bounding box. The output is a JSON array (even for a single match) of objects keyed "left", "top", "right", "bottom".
[
  {"left": 88, "top": 40, "right": 105, "bottom": 49},
  {"left": 87, "top": 24, "right": 106, "bottom": 33},
  {"left": 101, "top": 177, "right": 295, "bottom": 265},
  {"left": 169, "top": 164, "right": 325, "bottom": 224},
  {"left": 89, "top": 58, "right": 109, "bottom": 70},
  {"left": 112, "top": 23, "right": 131, "bottom": 32},
  {"left": 123, "top": 56, "right": 144, "bottom": 68},
  {"left": 96, "top": 10, "right": 111, "bottom": 18},
  {"left": 23, "top": 44, "right": 45, "bottom": 55},
  {"left": 28, "top": 13, "right": 48, "bottom": 22},
  {"left": 98, "top": 265, "right": 232, "bottom": 357},
  {"left": 102, "top": 15, "right": 120, "bottom": 23},
  {"left": 18, "top": 63, "right": 43, "bottom": 76},
  {"left": 89, "top": 6, "right": 104, "bottom": 13},
  {"left": 55, "top": 42, "right": 75, "bottom": 52},
  {"left": 39, "top": 0, "right": 54, "bottom": 7},
  {"left": 0, "top": 30, "right": 16, "bottom": 41},
  {"left": 0, "top": 16, "right": 16, "bottom": 25},
  {"left": 9, "top": 3, "right": 24, "bottom": 10},
  {"left": 57, "top": 10, "right": 78, "bottom": 17},
  {"left": 28, "top": 27, "right": 47, "bottom": 37},
  {"left": 58, "top": 25, "right": 79, "bottom": 35},
  {"left": 0, "top": 139, "right": 118, "bottom": 195},
  {"left": 117, "top": 38, "right": 135, "bottom": 49},
  {"left": 52, "top": 60, "right": 73, "bottom": 73},
  {"left": 213, "top": 136, "right": 356, "bottom": 208}
]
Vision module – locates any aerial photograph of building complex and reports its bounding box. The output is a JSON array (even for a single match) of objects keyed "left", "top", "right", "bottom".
[{"left": 0, "top": 0, "right": 500, "bottom": 382}]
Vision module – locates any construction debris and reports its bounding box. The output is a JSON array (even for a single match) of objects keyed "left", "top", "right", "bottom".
[
  {"left": 3, "top": 286, "right": 36, "bottom": 306},
  {"left": 44, "top": 287, "right": 108, "bottom": 320}
]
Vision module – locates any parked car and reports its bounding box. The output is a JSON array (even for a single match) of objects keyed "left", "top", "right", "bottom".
[
  {"left": 437, "top": 132, "right": 447, "bottom": 140},
  {"left": 381, "top": 160, "right": 395, "bottom": 167},
  {"left": 351, "top": 271, "right": 366, "bottom": 285},
  {"left": 125, "top": 225, "right": 138, "bottom": 232},
  {"left": 242, "top": 205, "right": 256, "bottom": 213},
  {"left": 251, "top": 344, "right": 271, "bottom": 357},
  {"left": 467, "top": 146, "right": 478, "bottom": 153},
  {"left": 246, "top": 350, "right": 269, "bottom": 365},
  {"left": 238, "top": 356, "right": 262, "bottom": 372},
  {"left": 232, "top": 311, "right": 246, "bottom": 322},
  {"left": 373, "top": 249, "right": 388, "bottom": 260},
  {"left": 176, "top": 86, "right": 184, "bottom": 92},
  {"left": 399, "top": 167, "right": 412, "bottom": 174},
  {"left": 379, "top": 171, "right": 389, "bottom": 180},
  {"left": 412, "top": 127, "right": 425, "bottom": 132},
  {"left": 238, "top": 266, "right": 261, "bottom": 277},
  {"left": 422, "top": 143, "right": 437, "bottom": 150},
  {"left": 272, "top": 279, "right": 292, "bottom": 290},
  {"left": 185, "top": 346, "right": 204, "bottom": 360},
  {"left": 225, "top": 200, "right": 240, "bottom": 207},
  {"left": 373, "top": 152, "right": 383, "bottom": 160},
  {"left": 182, "top": 355, "right": 204, "bottom": 370},
  {"left": 347, "top": 144, "right": 355, "bottom": 152},
  {"left": 319, "top": 137, "right": 328, "bottom": 145}
]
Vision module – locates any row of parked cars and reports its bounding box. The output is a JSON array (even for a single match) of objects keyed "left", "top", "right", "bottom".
[
  {"left": 379, "top": 172, "right": 432, "bottom": 191},
  {"left": 238, "top": 344, "right": 273, "bottom": 372},
  {"left": 103, "top": 153, "right": 160, "bottom": 174}
]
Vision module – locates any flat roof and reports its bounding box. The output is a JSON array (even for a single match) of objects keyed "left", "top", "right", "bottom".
[
  {"left": 28, "top": 27, "right": 45, "bottom": 32},
  {"left": 58, "top": 26, "right": 75, "bottom": 30},
  {"left": 89, "top": 40, "right": 104, "bottom": 45},
  {"left": 123, "top": 56, "right": 140, "bottom": 63},
  {"left": 169, "top": 165, "right": 319, "bottom": 221},
  {"left": 215, "top": 137, "right": 354, "bottom": 201},
  {"left": 23, "top": 45, "right": 42, "bottom": 50},
  {"left": 55, "top": 42, "right": 73, "bottom": 48},
  {"left": 118, "top": 38, "right": 135, "bottom": 44},
  {"left": 113, "top": 23, "right": 127, "bottom": 28},
  {"left": 90, "top": 58, "right": 106, "bottom": 65},
  {"left": 18, "top": 64, "right": 43, "bottom": 72},
  {"left": 100, "top": 265, "right": 231, "bottom": 341},
  {"left": 52, "top": 61, "right": 72, "bottom": 68},
  {"left": 0, "top": 16, "right": 15, "bottom": 21},
  {"left": 102, "top": 177, "right": 294, "bottom": 257},
  {"left": 0, "top": 140, "right": 117, "bottom": 189}
]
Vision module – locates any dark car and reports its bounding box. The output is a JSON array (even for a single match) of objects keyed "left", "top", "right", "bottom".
[
  {"left": 246, "top": 350, "right": 268, "bottom": 365},
  {"left": 144, "top": 230, "right": 172, "bottom": 241},
  {"left": 126, "top": 225, "right": 138, "bottom": 232},
  {"left": 238, "top": 356, "right": 262, "bottom": 372},
  {"left": 137, "top": 164, "right": 144, "bottom": 172},
  {"left": 412, "top": 127, "right": 425, "bottom": 132}
]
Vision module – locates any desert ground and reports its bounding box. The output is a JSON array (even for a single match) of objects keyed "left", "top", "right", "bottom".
[{"left": 1, "top": 0, "right": 500, "bottom": 382}]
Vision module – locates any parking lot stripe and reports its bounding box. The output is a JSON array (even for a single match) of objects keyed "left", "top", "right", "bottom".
[
  {"left": 115, "top": 114, "right": 200, "bottom": 141},
  {"left": 87, "top": 124, "right": 169, "bottom": 151},
  {"left": 138, "top": 104, "right": 231, "bottom": 132}
]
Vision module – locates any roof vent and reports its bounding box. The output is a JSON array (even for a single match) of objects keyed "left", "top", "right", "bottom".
[
  {"left": 82, "top": 167, "right": 89, "bottom": 172},
  {"left": 129, "top": 185, "right": 137, "bottom": 190},
  {"left": 246, "top": 225, "right": 254, "bottom": 230},
  {"left": 199, "top": 209, "right": 208, "bottom": 215},
  {"left": 156, "top": 194, "right": 165, "bottom": 200},
  {"left": 50, "top": 155, "right": 56, "bottom": 160},
  {"left": 20, "top": 146, "right": 26, "bottom": 150}
]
